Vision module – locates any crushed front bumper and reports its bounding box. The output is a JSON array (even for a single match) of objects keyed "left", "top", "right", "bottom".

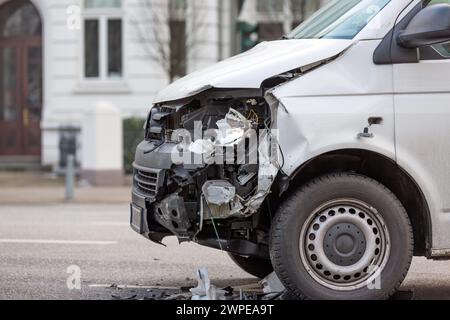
[
  {"left": 130, "top": 98, "right": 280, "bottom": 252},
  {"left": 130, "top": 141, "right": 175, "bottom": 243}
]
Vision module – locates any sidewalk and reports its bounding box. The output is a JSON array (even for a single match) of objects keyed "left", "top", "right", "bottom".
[{"left": 0, "top": 172, "right": 131, "bottom": 205}]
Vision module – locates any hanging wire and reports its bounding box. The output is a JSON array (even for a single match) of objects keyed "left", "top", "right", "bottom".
[{"left": 206, "top": 198, "right": 223, "bottom": 251}]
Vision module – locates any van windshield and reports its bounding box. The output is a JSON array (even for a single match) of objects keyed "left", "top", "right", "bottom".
[{"left": 287, "top": 0, "right": 391, "bottom": 40}]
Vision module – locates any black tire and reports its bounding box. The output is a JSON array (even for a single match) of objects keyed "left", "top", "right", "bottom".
[
  {"left": 270, "top": 173, "right": 413, "bottom": 300},
  {"left": 228, "top": 253, "right": 274, "bottom": 279}
]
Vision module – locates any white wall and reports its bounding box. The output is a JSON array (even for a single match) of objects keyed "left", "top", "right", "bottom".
[
  {"left": 39, "top": 0, "right": 171, "bottom": 167},
  {"left": 29, "top": 0, "right": 326, "bottom": 168},
  {"left": 22, "top": 0, "right": 234, "bottom": 168},
  {"left": 186, "top": 0, "right": 222, "bottom": 73}
]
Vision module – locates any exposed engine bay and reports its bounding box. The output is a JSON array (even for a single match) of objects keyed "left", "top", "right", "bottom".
[{"left": 132, "top": 89, "right": 282, "bottom": 259}]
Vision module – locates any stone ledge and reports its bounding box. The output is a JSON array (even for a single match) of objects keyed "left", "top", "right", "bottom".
[
  {"left": 82, "top": 170, "right": 125, "bottom": 187},
  {"left": 0, "top": 187, "right": 131, "bottom": 205}
]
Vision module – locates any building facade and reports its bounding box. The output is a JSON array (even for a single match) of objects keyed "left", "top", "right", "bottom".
[{"left": 0, "top": 0, "right": 326, "bottom": 174}]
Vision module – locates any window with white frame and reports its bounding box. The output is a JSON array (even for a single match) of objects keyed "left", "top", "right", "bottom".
[
  {"left": 241, "top": 0, "right": 324, "bottom": 43},
  {"left": 256, "top": 0, "right": 322, "bottom": 21},
  {"left": 83, "top": 0, "right": 123, "bottom": 79}
]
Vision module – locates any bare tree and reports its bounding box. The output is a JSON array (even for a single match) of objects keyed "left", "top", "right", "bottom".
[
  {"left": 132, "top": 0, "right": 330, "bottom": 79},
  {"left": 265, "top": 0, "right": 325, "bottom": 33},
  {"left": 131, "top": 0, "right": 209, "bottom": 82},
  {"left": 239, "top": 0, "right": 327, "bottom": 42}
]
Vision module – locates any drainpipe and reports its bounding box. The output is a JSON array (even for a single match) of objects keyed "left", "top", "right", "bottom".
[
  {"left": 218, "top": 0, "right": 224, "bottom": 61},
  {"left": 229, "top": 0, "right": 239, "bottom": 56},
  {"left": 283, "top": 0, "right": 293, "bottom": 35}
]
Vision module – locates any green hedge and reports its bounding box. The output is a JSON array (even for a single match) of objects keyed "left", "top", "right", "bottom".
[{"left": 123, "top": 118, "right": 146, "bottom": 174}]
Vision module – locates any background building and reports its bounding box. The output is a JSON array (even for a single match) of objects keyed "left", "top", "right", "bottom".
[{"left": 0, "top": 0, "right": 328, "bottom": 182}]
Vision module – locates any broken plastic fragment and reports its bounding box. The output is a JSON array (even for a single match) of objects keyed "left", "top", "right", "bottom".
[
  {"left": 190, "top": 267, "right": 227, "bottom": 301},
  {"left": 216, "top": 121, "right": 245, "bottom": 145},
  {"left": 188, "top": 139, "right": 215, "bottom": 156},
  {"left": 261, "top": 272, "right": 285, "bottom": 295},
  {"left": 225, "top": 108, "right": 252, "bottom": 130},
  {"left": 215, "top": 108, "right": 252, "bottom": 146}
]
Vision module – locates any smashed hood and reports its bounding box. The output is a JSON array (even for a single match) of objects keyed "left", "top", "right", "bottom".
[{"left": 154, "top": 39, "right": 354, "bottom": 103}]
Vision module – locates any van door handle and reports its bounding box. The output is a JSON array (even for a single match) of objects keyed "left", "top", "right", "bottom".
[{"left": 358, "top": 117, "right": 383, "bottom": 139}]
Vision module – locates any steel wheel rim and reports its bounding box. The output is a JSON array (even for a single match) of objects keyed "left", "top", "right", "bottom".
[{"left": 299, "top": 199, "right": 391, "bottom": 291}]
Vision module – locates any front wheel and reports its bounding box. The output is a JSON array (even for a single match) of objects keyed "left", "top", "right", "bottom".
[{"left": 270, "top": 173, "right": 413, "bottom": 300}]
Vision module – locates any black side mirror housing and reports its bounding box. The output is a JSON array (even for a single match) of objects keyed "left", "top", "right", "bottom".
[{"left": 398, "top": 4, "right": 450, "bottom": 49}]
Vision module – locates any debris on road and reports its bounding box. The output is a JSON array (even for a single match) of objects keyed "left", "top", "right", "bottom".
[
  {"left": 96, "top": 265, "right": 412, "bottom": 301},
  {"left": 103, "top": 269, "right": 290, "bottom": 301},
  {"left": 190, "top": 267, "right": 227, "bottom": 301},
  {"left": 97, "top": 279, "right": 416, "bottom": 301},
  {"left": 260, "top": 272, "right": 286, "bottom": 300},
  {"left": 104, "top": 267, "right": 288, "bottom": 301},
  {"left": 108, "top": 286, "right": 192, "bottom": 301}
]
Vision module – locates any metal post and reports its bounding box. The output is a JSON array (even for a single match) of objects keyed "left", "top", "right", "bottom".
[{"left": 66, "top": 154, "right": 75, "bottom": 201}]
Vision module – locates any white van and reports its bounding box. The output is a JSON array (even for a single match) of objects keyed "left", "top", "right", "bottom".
[{"left": 131, "top": 0, "right": 450, "bottom": 299}]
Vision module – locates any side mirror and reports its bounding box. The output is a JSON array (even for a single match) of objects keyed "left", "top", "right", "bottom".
[{"left": 397, "top": 4, "right": 450, "bottom": 49}]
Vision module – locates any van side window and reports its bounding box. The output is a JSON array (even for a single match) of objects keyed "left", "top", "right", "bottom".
[{"left": 421, "top": 0, "right": 450, "bottom": 59}]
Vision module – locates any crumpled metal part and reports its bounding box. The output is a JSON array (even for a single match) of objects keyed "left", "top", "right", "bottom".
[
  {"left": 202, "top": 181, "right": 236, "bottom": 206},
  {"left": 244, "top": 127, "right": 280, "bottom": 214},
  {"left": 202, "top": 181, "right": 244, "bottom": 219},
  {"left": 242, "top": 92, "right": 282, "bottom": 214}
]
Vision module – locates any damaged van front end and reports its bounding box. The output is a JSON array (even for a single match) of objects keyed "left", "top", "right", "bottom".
[
  {"left": 130, "top": 34, "right": 355, "bottom": 259},
  {"left": 131, "top": 89, "right": 280, "bottom": 259}
]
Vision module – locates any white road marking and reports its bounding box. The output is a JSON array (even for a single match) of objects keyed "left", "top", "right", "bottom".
[
  {"left": 90, "top": 222, "right": 129, "bottom": 227},
  {"left": 89, "top": 284, "right": 181, "bottom": 290},
  {"left": 0, "top": 239, "right": 117, "bottom": 245}
]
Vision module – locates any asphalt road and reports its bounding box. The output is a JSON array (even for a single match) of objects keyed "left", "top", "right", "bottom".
[{"left": 1, "top": 204, "right": 450, "bottom": 300}]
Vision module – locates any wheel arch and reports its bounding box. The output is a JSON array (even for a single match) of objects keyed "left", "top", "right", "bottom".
[{"left": 277, "top": 148, "right": 432, "bottom": 257}]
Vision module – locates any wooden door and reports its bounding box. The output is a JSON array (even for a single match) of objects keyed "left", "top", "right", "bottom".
[{"left": 0, "top": 0, "right": 42, "bottom": 157}]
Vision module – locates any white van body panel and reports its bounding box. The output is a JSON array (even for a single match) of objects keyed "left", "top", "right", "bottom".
[
  {"left": 394, "top": 60, "right": 450, "bottom": 249},
  {"left": 271, "top": 40, "right": 395, "bottom": 175},
  {"left": 270, "top": 39, "right": 450, "bottom": 250}
]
